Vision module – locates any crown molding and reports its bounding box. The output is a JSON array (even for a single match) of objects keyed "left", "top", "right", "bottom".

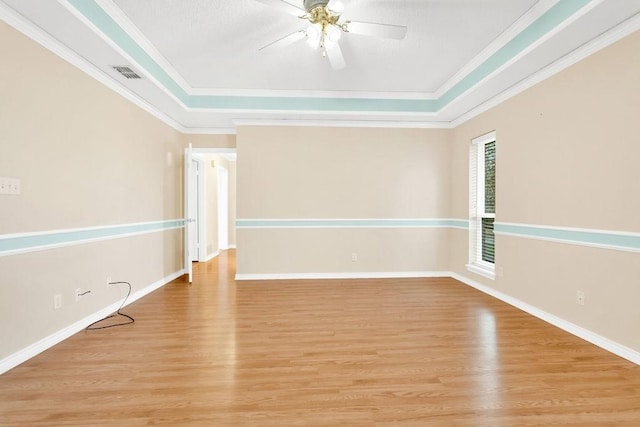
[
  {"left": 450, "top": 10, "right": 640, "bottom": 128},
  {"left": 434, "top": 0, "right": 559, "bottom": 99},
  {"left": 232, "top": 119, "right": 453, "bottom": 129},
  {"left": 0, "top": 1, "right": 185, "bottom": 132},
  {"left": 439, "top": 0, "right": 605, "bottom": 117},
  {"left": 96, "top": 0, "right": 193, "bottom": 94},
  {"left": 58, "top": 0, "right": 190, "bottom": 110},
  {"left": 180, "top": 127, "right": 237, "bottom": 135}
]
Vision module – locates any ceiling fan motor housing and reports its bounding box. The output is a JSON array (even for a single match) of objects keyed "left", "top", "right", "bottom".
[{"left": 303, "top": 0, "right": 330, "bottom": 13}]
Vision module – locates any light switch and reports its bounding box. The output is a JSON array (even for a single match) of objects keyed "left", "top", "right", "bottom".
[{"left": 0, "top": 177, "right": 21, "bottom": 195}]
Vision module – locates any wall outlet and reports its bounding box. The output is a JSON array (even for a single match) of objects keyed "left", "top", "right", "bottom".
[
  {"left": 351, "top": 252, "right": 358, "bottom": 262},
  {"left": 576, "top": 290, "right": 585, "bottom": 306},
  {"left": 54, "top": 294, "right": 62, "bottom": 310},
  {"left": 75, "top": 288, "right": 82, "bottom": 302},
  {"left": 107, "top": 277, "right": 112, "bottom": 288}
]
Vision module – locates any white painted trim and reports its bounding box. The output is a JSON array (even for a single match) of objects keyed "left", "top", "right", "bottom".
[
  {"left": 233, "top": 119, "right": 451, "bottom": 129},
  {"left": 494, "top": 221, "right": 640, "bottom": 254},
  {"left": 235, "top": 271, "right": 450, "bottom": 281},
  {"left": 465, "top": 263, "right": 496, "bottom": 280},
  {"left": 180, "top": 127, "right": 237, "bottom": 135},
  {"left": 450, "top": 272, "right": 640, "bottom": 366},
  {"left": 495, "top": 222, "right": 640, "bottom": 237},
  {"left": 471, "top": 130, "right": 496, "bottom": 146},
  {"left": 189, "top": 87, "right": 437, "bottom": 100},
  {"left": 205, "top": 250, "right": 220, "bottom": 262},
  {"left": 58, "top": 0, "right": 190, "bottom": 111},
  {"left": 96, "top": 0, "right": 193, "bottom": 95},
  {"left": 191, "top": 148, "right": 237, "bottom": 154},
  {"left": 495, "top": 231, "right": 640, "bottom": 254},
  {"left": 189, "top": 107, "right": 438, "bottom": 117},
  {"left": 434, "top": 0, "right": 559, "bottom": 98},
  {"left": 0, "top": 269, "right": 185, "bottom": 375},
  {"left": 194, "top": 157, "right": 207, "bottom": 262},
  {"left": 228, "top": 245, "right": 237, "bottom": 249},
  {"left": 0, "top": 1, "right": 183, "bottom": 131},
  {"left": 451, "top": 9, "right": 640, "bottom": 128},
  {"left": 440, "top": 0, "right": 606, "bottom": 116}
]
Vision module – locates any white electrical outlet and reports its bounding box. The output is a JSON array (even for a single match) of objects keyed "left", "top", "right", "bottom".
[
  {"left": 75, "top": 288, "right": 82, "bottom": 302},
  {"left": 576, "top": 290, "right": 585, "bottom": 306},
  {"left": 54, "top": 294, "right": 62, "bottom": 310},
  {"left": 107, "top": 277, "right": 112, "bottom": 288},
  {"left": 351, "top": 252, "right": 358, "bottom": 262}
]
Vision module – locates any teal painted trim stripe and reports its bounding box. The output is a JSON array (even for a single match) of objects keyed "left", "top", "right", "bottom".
[
  {"left": 65, "top": 0, "right": 593, "bottom": 113},
  {"left": 495, "top": 223, "right": 640, "bottom": 253},
  {"left": 67, "top": 0, "right": 189, "bottom": 105},
  {"left": 437, "top": 0, "right": 591, "bottom": 108},
  {"left": 236, "top": 219, "right": 469, "bottom": 229},
  {"left": 0, "top": 220, "right": 185, "bottom": 256}
]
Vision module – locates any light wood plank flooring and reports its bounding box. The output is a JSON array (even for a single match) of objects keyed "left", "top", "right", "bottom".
[{"left": 2, "top": 250, "right": 640, "bottom": 426}]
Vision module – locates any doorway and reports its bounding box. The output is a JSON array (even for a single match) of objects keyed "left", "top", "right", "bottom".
[{"left": 185, "top": 148, "right": 236, "bottom": 272}]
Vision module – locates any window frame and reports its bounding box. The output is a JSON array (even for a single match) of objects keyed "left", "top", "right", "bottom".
[{"left": 467, "top": 131, "right": 496, "bottom": 280}]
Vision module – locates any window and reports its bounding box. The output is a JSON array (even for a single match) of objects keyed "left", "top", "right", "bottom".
[{"left": 468, "top": 131, "right": 496, "bottom": 279}]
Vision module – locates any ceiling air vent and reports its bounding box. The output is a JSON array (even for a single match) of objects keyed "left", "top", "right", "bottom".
[{"left": 112, "top": 66, "right": 141, "bottom": 79}]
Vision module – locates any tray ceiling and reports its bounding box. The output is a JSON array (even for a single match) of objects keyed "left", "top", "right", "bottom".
[{"left": 2, "top": 0, "right": 640, "bottom": 132}]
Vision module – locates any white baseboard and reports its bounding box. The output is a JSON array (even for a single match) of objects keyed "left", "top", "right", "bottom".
[
  {"left": 235, "top": 271, "right": 450, "bottom": 281},
  {"left": 449, "top": 272, "right": 640, "bottom": 366},
  {"left": 228, "top": 245, "right": 237, "bottom": 249},
  {"left": 0, "top": 269, "right": 185, "bottom": 375}
]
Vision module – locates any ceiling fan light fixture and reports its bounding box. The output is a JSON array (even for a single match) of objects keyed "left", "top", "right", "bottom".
[
  {"left": 326, "top": 24, "right": 342, "bottom": 42},
  {"left": 305, "top": 24, "right": 322, "bottom": 48}
]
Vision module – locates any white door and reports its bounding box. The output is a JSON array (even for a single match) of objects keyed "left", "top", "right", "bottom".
[
  {"left": 188, "top": 159, "right": 199, "bottom": 261},
  {"left": 183, "top": 143, "right": 193, "bottom": 283},
  {"left": 217, "top": 166, "right": 229, "bottom": 250}
]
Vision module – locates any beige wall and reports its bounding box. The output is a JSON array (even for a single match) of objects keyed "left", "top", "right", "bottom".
[
  {"left": 188, "top": 134, "right": 236, "bottom": 149},
  {"left": 449, "top": 31, "right": 640, "bottom": 352},
  {"left": 0, "top": 22, "right": 185, "bottom": 360},
  {"left": 236, "top": 127, "right": 451, "bottom": 274}
]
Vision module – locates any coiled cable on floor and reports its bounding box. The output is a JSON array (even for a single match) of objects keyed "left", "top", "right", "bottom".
[{"left": 86, "top": 281, "right": 135, "bottom": 330}]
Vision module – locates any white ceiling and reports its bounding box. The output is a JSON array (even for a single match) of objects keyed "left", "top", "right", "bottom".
[
  {"left": 2, "top": 0, "right": 640, "bottom": 132},
  {"left": 111, "top": 0, "right": 537, "bottom": 93}
]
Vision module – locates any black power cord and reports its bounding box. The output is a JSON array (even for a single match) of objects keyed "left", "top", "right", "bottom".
[{"left": 86, "top": 281, "right": 135, "bottom": 330}]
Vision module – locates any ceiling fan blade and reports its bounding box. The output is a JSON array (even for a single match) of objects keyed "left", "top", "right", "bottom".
[
  {"left": 325, "top": 42, "right": 346, "bottom": 70},
  {"left": 345, "top": 21, "right": 407, "bottom": 40},
  {"left": 259, "top": 30, "right": 306, "bottom": 51},
  {"left": 253, "top": 0, "right": 305, "bottom": 17}
]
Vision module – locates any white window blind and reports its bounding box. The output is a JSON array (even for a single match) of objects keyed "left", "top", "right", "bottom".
[{"left": 468, "top": 131, "right": 496, "bottom": 279}]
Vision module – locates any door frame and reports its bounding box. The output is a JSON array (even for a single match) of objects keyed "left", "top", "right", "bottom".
[
  {"left": 189, "top": 156, "right": 207, "bottom": 262},
  {"left": 217, "top": 165, "right": 229, "bottom": 251},
  {"left": 184, "top": 147, "right": 236, "bottom": 278}
]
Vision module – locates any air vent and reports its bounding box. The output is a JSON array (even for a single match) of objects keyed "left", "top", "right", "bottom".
[{"left": 112, "top": 66, "right": 141, "bottom": 79}]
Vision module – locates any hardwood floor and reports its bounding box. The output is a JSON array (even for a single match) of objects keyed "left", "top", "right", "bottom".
[{"left": 2, "top": 250, "right": 640, "bottom": 426}]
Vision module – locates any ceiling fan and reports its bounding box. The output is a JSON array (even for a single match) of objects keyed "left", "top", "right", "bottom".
[{"left": 256, "top": 0, "right": 408, "bottom": 70}]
